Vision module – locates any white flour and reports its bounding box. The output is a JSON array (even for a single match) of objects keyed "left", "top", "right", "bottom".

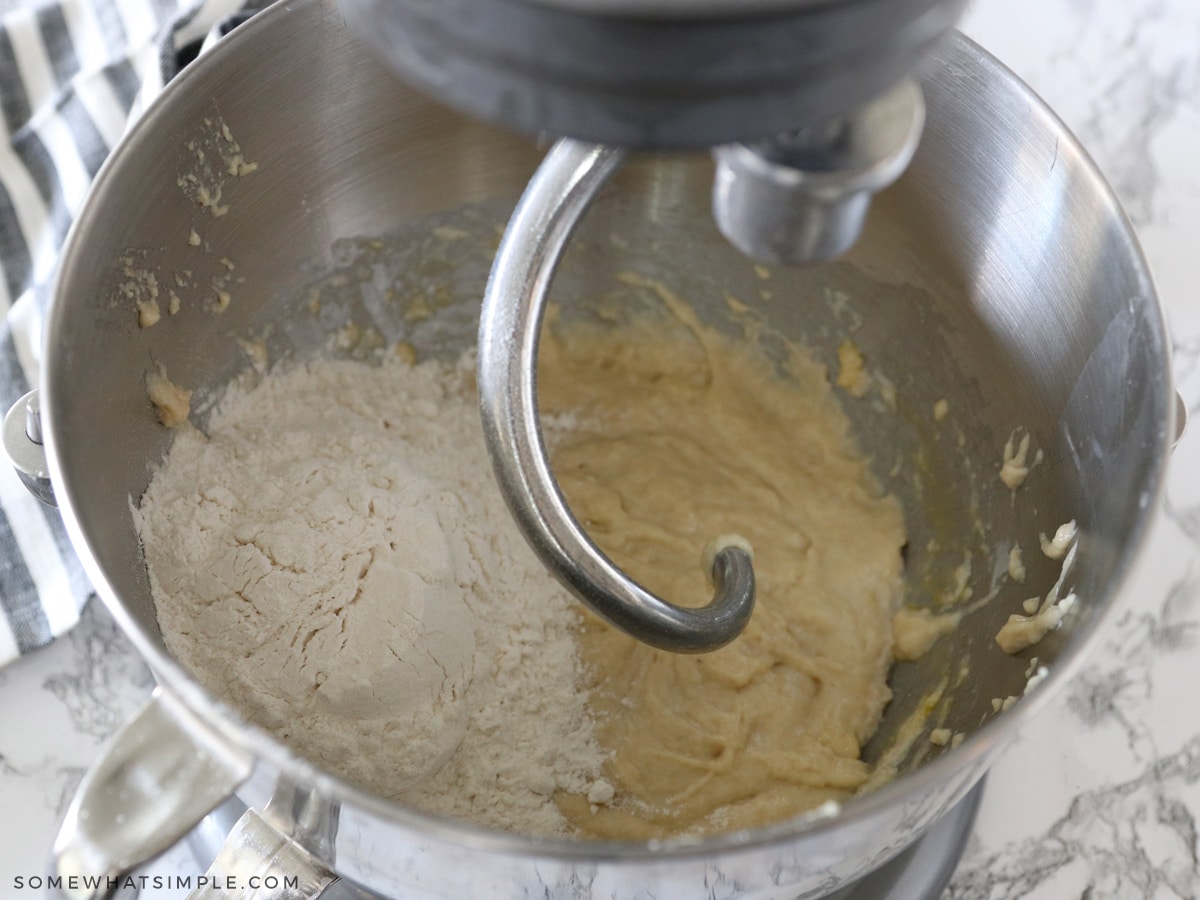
[{"left": 135, "top": 352, "right": 605, "bottom": 835}]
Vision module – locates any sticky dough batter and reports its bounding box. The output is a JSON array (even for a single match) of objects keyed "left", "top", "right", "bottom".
[{"left": 539, "top": 283, "right": 907, "bottom": 839}]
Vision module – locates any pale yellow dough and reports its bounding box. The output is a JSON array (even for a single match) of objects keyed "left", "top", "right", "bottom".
[
  {"left": 145, "top": 365, "right": 191, "bottom": 427},
  {"left": 538, "top": 294, "right": 907, "bottom": 840},
  {"left": 893, "top": 607, "right": 962, "bottom": 662}
]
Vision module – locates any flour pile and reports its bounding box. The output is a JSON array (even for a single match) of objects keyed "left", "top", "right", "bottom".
[{"left": 134, "top": 353, "right": 606, "bottom": 835}]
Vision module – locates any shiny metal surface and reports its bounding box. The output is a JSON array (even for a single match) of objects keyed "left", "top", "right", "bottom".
[
  {"left": 339, "top": 0, "right": 965, "bottom": 148},
  {"left": 181, "top": 778, "right": 985, "bottom": 899},
  {"left": 2, "top": 389, "right": 54, "bottom": 506},
  {"left": 713, "top": 80, "right": 926, "bottom": 263},
  {"left": 51, "top": 689, "right": 253, "bottom": 900},
  {"left": 188, "top": 810, "right": 335, "bottom": 900},
  {"left": 39, "top": 0, "right": 1174, "bottom": 897},
  {"left": 826, "top": 777, "right": 984, "bottom": 899},
  {"left": 479, "top": 139, "right": 755, "bottom": 652}
]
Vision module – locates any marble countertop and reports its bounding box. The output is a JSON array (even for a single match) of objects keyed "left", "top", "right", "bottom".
[{"left": 3, "top": 0, "right": 1199, "bottom": 897}]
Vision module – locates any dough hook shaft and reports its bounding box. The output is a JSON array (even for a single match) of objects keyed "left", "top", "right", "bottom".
[{"left": 478, "top": 139, "right": 756, "bottom": 654}]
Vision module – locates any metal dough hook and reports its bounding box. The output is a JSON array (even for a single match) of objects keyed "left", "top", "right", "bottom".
[{"left": 477, "top": 139, "right": 756, "bottom": 654}]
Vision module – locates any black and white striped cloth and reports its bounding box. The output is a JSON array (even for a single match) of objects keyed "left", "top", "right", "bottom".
[{"left": 0, "top": 0, "right": 249, "bottom": 665}]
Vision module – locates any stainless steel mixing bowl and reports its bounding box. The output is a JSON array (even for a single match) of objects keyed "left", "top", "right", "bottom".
[{"left": 35, "top": 0, "right": 1175, "bottom": 896}]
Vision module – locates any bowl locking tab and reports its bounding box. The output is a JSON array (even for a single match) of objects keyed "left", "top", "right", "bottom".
[{"left": 3, "top": 389, "right": 55, "bottom": 507}]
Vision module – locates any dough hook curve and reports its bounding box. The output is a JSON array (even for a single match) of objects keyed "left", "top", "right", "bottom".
[{"left": 477, "top": 139, "right": 756, "bottom": 654}]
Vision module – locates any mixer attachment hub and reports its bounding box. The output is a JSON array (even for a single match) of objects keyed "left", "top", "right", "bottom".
[{"left": 713, "top": 80, "right": 926, "bottom": 263}]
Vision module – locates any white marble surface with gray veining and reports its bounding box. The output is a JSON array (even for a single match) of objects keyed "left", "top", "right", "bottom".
[{"left": 2, "top": 0, "right": 1199, "bottom": 896}]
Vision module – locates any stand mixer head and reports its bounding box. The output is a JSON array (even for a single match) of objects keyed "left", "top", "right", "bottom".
[
  {"left": 339, "top": 0, "right": 968, "bottom": 651},
  {"left": 339, "top": 0, "right": 963, "bottom": 261}
]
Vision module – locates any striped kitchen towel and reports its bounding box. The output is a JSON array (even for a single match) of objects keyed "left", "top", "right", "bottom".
[{"left": 0, "top": 0, "right": 248, "bottom": 666}]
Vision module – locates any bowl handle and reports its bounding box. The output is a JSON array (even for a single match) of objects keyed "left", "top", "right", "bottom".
[
  {"left": 51, "top": 690, "right": 349, "bottom": 899},
  {"left": 50, "top": 687, "right": 257, "bottom": 899}
]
